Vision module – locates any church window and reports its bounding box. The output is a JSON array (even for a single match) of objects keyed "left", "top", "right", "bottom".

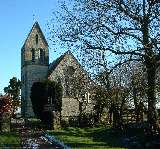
[
  {"left": 65, "top": 74, "right": 69, "bottom": 96},
  {"left": 85, "top": 92, "right": 91, "bottom": 103},
  {"left": 40, "top": 48, "right": 45, "bottom": 63},
  {"left": 36, "top": 34, "right": 38, "bottom": 44},
  {"left": 67, "top": 66, "right": 75, "bottom": 76},
  {"left": 65, "top": 66, "right": 75, "bottom": 96},
  {"left": 31, "top": 48, "right": 35, "bottom": 62}
]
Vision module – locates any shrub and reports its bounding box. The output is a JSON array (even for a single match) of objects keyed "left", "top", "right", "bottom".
[
  {"left": 30, "top": 80, "right": 63, "bottom": 129},
  {"left": 79, "top": 113, "right": 94, "bottom": 128}
]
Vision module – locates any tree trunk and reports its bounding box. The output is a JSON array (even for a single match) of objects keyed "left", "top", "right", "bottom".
[
  {"left": 146, "top": 63, "right": 159, "bottom": 133},
  {"left": 142, "top": 5, "right": 159, "bottom": 132},
  {"left": 119, "top": 97, "right": 125, "bottom": 127},
  {"left": 132, "top": 82, "right": 140, "bottom": 122}
]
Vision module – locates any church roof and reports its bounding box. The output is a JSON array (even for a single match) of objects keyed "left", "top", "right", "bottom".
[
  {"left": 48, "top": 50, "right": 73, "bottom": 75},
  {"left": 22, "top": 21, "right": 48, "bottom": 49},
  {"left": 48, "top": 50, "right": 96, "bottom": 87},
  {"left": 48, "top": 50, "right": 88, "bottom": 76}
]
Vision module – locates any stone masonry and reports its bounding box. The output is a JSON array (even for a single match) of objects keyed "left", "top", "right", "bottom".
[
  {"left": 48, "top": 51, "right": 94, "bottom": 120},
  {"left": 21, "top": 22, "right": 49, "bottom": 117}
]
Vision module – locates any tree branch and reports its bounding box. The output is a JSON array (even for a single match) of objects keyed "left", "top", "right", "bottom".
[
  {"left": 109, "top": 58, "right": 141, "bottom": 74},
  {"left": 101, "top": 24, "right": 142, "bottom": 43},
  {"left": 116, "top": 0, "right": 143, "bottom": 23},
  {"left": 85, "top": 42, "right": 144, "bottom": 57}
]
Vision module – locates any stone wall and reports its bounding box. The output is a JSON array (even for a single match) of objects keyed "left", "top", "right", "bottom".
[
  {"left": 0, "top": 112, "right": 10, "bottom": 132},
  {"left": 61, "top": 97, "right": 80, "bottom": 117},
  {"left": 21, "top": 65, "right": 48, "bottom": 117},
  {"left": 49, "top": 52, "right": 95, "bottom": 119}
]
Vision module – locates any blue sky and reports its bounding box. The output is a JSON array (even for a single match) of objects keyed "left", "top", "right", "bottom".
[{"left": 0, "top": 0, "right": 63, "bottom": 93}]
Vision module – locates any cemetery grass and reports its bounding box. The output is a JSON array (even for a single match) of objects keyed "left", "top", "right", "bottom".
[
  {"left": 47, "top": 126, "right": 126, "bottom": 149},
  {"left": 0, "top": 131, "right": 20, "bottom": 147}
]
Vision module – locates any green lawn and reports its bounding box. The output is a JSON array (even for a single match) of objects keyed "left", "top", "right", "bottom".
[
  {"left": 0, "top": 132, "right": 20, "bottom": 148},
  {"left": 47, "top": 126, "right": 126, "bottom": 149}
]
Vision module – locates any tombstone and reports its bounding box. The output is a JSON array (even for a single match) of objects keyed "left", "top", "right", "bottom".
[
  {"left": 1, "top": 112, "right": 11, "bottom": 132},
  {"left": 43, "top": 104, "right": 60, "bottom": 130},
  {"left": 52, "top": 111, "right": 60, "bottom": 130}
]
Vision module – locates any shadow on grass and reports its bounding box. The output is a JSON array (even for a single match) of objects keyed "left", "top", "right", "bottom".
[
  {"left": 91, "top": 128, "right": 124, "bottom": 148},
  {"left": 48, "top": 127, "right": 125, "bottom": 149},
  {"left": 66, "top": 142, "right": 110, "bottom": 148}
]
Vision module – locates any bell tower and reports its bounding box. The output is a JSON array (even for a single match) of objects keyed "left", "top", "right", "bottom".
[{"left": 21, "top": 22, "right": 49, "bottom": 117}]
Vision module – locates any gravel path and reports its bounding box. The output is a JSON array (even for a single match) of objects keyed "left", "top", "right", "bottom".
[
  {"left": 20, "top": 127, "right": 58, "bottom": 148},
  {"left": 13, "top": 119, "right": 63, "bottom": 149}
]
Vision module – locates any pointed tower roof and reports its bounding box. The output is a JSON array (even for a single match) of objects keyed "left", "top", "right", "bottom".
[{"left": 22, "top": 22, "right": 48, "bottom": 48}]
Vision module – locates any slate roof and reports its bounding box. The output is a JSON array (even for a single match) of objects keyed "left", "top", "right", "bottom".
[
  {"left": 48, "top": 50, "right": 93, "bottom": 82},
  {"left": 48, "top": 50, "right": 97, "bottom": 89},
  {"left": 48, "top": 50, "right": 88, "bottom": 76},
  {"left": 48, "top": 50, "right": 72, "bottom": 75}
]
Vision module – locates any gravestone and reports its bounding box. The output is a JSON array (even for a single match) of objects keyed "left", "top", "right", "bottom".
[
  {"left": 43, "top": 104, "right": 60, "bottom": 130},
  {"left": 1, "top": 112, "right": 11, "bottom": 132},
  {"left": 52, "top": 111, "right": 60, "bottom": 130}
]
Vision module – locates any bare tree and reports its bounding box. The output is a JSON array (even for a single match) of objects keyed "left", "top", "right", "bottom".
[
  {"left": 108, "top": 64, "right": 132, "bottom": 127},
  {"left": 129, "top": 63, "right": 147, "bottom": 122},
  {"left": 50, "top": 0, "right": 160, "bottom": 132},
  {"left": 70, "top": 69, "right": 95, "bottom": 126}
]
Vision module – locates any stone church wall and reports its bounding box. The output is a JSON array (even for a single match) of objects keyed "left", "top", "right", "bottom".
[
  {"left": 49, "top": 52, "right": 94, "bottom": 120},
  {"left": 21, "top": 65, "right": 48, "bottom": 117},
  {"left": 49, "top": 53, "right": 81, "bottom": 118}
]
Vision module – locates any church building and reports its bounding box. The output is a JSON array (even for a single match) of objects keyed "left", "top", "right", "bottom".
[{"left": 21, "top": 22, "right": 94, "bottom": 119}]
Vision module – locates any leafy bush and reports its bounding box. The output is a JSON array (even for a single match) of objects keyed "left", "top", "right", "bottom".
[
  {"left": 30, "top": 80, "right": 63, "bottom": 129},
  {"left": 60, "top": 119, "right": 70, "bottom": 128},
  {"left": 68, "top": 117, "right": 79, "bottom": 127},
  {"left": 79, "top": 113, "right": 94, "bottom": 128}
]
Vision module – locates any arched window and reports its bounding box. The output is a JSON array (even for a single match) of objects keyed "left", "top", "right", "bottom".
[
  {"left": 40, "top": 48, "right": 45, "bottom": 63},
  {"left": 65, "top": 66, "right": 75, "bottom": 96},
  {"left": 31, "top": 48, "right": 35, "bottom": 62},
  {"left": 35, "top": 34, "right": 38, "bottom": 45},
  {"left": 67, "top": 66, "right": 75, "bottom": 76}
]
